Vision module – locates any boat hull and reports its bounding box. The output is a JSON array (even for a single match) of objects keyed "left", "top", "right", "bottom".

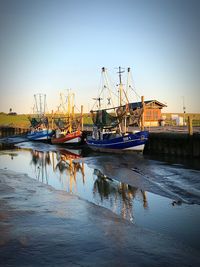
[
  {"left": 86, "top": 131, "right": 148, "bottom": 152},
  {"left": 27, "top": 129, "right": 54, "bottom": 141},
  {"left": 51, "top": 131, "right": 82, "bottom": 145}
]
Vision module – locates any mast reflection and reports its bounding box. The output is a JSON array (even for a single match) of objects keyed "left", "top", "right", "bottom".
[
  {"left": 93, "top": 169, "right": 148, "bottom": 222},
  {"left": 30, "top": 150, "right": 51, "bottom": 184},
  {"left": 55, "top": 149, "right": 85, "bottom": 193},
  {"left": 30, "top": 148, "right": 85, "bottom": 193}
]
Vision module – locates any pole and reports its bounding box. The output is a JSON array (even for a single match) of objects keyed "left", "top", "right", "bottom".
[
  {"left": 81, "top": 105, "right": 83, "bottom": 131},
  {"left": 51, "top": 110, "right": 54, "bottom": 129},
  {"left": 141, "top": 96, "right": 145, "bottom": 131},
  {"left": 188, "top": 116, "right": 193, "bottom": 135},
  {"left": 68, "top": 91, "right": 72, "bottom": 133},
  {"left": 118, "top": 66, "right": 124, "bottom": 107}
]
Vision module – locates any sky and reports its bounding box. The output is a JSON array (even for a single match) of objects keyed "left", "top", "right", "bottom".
[{"left": 0, "top": 0, "right": 200, "bottom": 114}]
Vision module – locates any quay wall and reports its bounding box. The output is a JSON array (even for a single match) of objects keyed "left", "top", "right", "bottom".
[
  {"left": 144, "top": 132, "right": 200, "bottom": 158},
  {"left": 0, "top": 126, "right": 29, "bottom": 138}
]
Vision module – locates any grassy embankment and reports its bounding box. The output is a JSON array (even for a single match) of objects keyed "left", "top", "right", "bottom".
[{"left": 0, "top": 113, "right": 93, "bottom": 128}]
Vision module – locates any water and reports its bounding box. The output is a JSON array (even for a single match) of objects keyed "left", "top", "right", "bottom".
[{"left": 0, "top": 141, "right": 200, "bottom": 251}]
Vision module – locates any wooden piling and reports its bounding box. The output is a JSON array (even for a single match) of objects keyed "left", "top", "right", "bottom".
[
  {"left": 141, "top": 96, "right": 145, "bottom": 131},
  {"left": 81, "top": 105, "right": 84, "bottom": 131},
  {"left": 51, "top": 110, "right": 54, "bottom": 129},
  {"left": 188, "top": 116, "right": 193, "bottom": 136}
]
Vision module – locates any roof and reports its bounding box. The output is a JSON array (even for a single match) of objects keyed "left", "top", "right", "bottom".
[
  {"left": 130, "top": 100, "right": 167, "bottom": 109},
  {"left": 92, "top": 99, "right": 167, "bottom": 112}
]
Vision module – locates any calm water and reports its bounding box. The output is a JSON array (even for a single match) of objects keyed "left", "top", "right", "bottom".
[{"left": 0, "top": 141, "right": 200, "bottom": 251}]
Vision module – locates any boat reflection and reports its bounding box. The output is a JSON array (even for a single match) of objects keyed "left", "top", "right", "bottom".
[
  {"left": 30, "top": 148, "right": 85, "bottom": 193},
  {"left": 30, "top": 150, "right": 51, "bottom": 183},
  {"left": 93, "top": 169, "right": 148, "bottom": 221},
  {"left": 30, "top": 148, "right": 148, "bottom": 222},
  {"left": 54, "top": 149, "right": 85, "bottom": 193}
]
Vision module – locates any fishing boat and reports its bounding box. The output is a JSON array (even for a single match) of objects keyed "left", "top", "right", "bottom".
[
  {"left": 27, "top": 94, "right": 54, "bottom": 141},
  {"left": 51, "top": 129, "right": 82, "bottom": 145},
  {"left": 27, "top": 128, "right": 54, "bottom": 141},
  {"left": 51, "top": 90, "right": 83, "bottom": 145},
  {"left": 86, "top": 67, "right": 149, "bottom": 152}
]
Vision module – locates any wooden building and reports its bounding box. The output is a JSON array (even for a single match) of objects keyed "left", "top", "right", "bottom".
[{"left": 130, "top": 100, "right": 167, "bottom": 126}]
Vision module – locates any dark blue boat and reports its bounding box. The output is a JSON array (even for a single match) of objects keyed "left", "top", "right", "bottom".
[
  {"left": 86, "top": 130, "right": 149, "bottom": 152},
  {"left": 86, "top": 67, "right": 149, "bottom": 153}
]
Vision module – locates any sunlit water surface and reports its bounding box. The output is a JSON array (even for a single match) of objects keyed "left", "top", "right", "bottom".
[{"left": 0, "top": 142, "right": 200, "bottom": 251}]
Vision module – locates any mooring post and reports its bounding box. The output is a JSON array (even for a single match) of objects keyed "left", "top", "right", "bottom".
[
  {"left": 51, "top": 110, "right": 54, "bottom": 129},
  {"left": 81, "top": 105, "right": 83, "bottom": 131},
  {"left": 188, "top": 116, "right": 193, "bottom": 136},
  {"left": 141, "top": 96, "right": 145, "bottom": 131}
]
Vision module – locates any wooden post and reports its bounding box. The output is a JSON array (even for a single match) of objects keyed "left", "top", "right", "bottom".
[
  {"left": 188, "top": 116, "right": 193, "bottom": 135},
  {"left": 72, "top": 106, "right": 75, "bottom": 120},
  {"left": 141, "top": 96, "right": 145, "bottom": 131},
  {"left": 51, "top": 110, "right": 54, "bottom": 129},
  {"left": 81, "top": 105, "right": 83, "bottom": 131}
]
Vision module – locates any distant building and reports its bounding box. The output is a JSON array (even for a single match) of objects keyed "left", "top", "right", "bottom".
[
  {"left": 130, "top": 100, "right": 167, "bottom": 126},
  {"left": 8, "top": 112, "right": 17, "bottom": 116}
]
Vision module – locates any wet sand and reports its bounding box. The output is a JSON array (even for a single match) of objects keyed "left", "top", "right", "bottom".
[{"left": 0, "top": 169, "right": 200, "bottom": 267}]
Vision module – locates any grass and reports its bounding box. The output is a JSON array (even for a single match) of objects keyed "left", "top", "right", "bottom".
[
  {"left": 0, "top": 113, "right": 93, "bottom": 128},
  {"left": 0, "top": 114, "right": 30, "bottom": 128}
]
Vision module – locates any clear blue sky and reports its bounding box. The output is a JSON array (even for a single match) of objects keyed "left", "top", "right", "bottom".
[{"left": 0, "top": 0, "right": 199, "bottom": 114}]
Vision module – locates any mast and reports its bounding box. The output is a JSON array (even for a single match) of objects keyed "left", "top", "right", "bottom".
[
  {"left": 34, "top": 94, "right": 39, "bottom": 115},
  {"left": 117, "top": 66, "right": 124, "bottom": 107},
  {"left": 117, "top": 67, "right": 125, "bottom": 133},
  {"left": 44, "top": 94, "right": 46, "bottom": 115},
  {"left": 39, "top": 94, "right": 42, "bottom": 115}
]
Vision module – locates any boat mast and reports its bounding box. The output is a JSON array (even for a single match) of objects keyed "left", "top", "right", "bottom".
[
  {"left": 44, "top": 94, "right": 46, "bottom": 115},
  {"left": 67, "top": 90, "right": 72, "bottom": 133},
  {"left": 34, "top": 94, "right": 39, "bottom": 115},
  {"left": 39, "top": 94, "right": 42, "bottom": 116},
  {"left": 118, "top": 66, "right": 124, "bottom": 107},
  {"left": 117, "top": 66, "right": 126, "bottom": 134}
]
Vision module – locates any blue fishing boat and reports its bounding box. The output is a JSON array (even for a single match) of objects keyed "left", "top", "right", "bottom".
[
  {"left": 86, "top": 67, "right": 149, "bottom": 152},
  {"left": 86, "top": 130, "right": 148, "bottom": 152},
  {"left": 27, "top": 94, "right": 54, "bottom": 141},
  {"left": 27, "top": 128, "right": 54, "bottom": 141}
]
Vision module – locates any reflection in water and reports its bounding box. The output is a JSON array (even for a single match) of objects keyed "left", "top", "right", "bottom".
[
  {"left": 54, "top": 150, "right": 85, "bottom": 193},
  {"left": 30, "top": 150, "right": 51, "bottom": 184},
  {"left": 30, "top": 148, "right": 85, "bottom": 194},
  {"left": 93, "top": 169, "right": 148, "bottom": 222},
  {"left": 29, "top": 148, "right": 148, "bottom": 223}
]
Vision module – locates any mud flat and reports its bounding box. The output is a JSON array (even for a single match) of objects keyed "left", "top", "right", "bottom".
[{"left": 0, "top": 169, "right": 200, "bottom": 267}]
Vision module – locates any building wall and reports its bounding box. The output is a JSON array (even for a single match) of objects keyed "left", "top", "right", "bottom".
[
  {"left": 144, "top": 108, "right": 162, "bottom": 126},
  {"left": 144, "top": 121, "right": 159, "bottom": 127}
]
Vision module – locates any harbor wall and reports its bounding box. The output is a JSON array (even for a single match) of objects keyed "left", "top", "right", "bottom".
[
  {"left": 144, "top": 132, "right": 200, "bottom": 158},
  {"left": 0, "top": 126, "right": 29, "bottom": 138}
]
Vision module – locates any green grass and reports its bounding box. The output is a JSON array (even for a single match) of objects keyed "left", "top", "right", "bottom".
[
  {"left": 0, "top": 114, "right": 30, "bottom": 128},
  {"left": 0, "top": 113, "right": 93, "bottom": 128}
]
